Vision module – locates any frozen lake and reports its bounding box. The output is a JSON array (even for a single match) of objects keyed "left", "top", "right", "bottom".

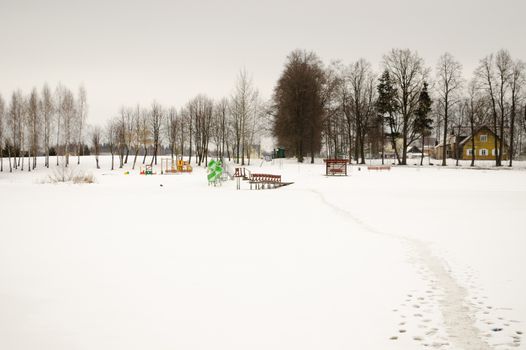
[{"left": 1, "top": 157, "right": 525, "bottom": 349}]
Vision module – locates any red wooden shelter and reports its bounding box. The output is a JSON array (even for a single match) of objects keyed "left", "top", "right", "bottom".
[{"left": 323, "top": 159, "right": 348, "bottom": 176}]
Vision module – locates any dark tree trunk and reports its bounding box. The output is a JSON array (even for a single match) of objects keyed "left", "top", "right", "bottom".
[
  {"left": 150, "top": 144, "right": 158, "bottom": 166},
  {"left": 119, "top": 147, "right": 124, "bottom": 168},
  {"left": 132, "top": 149, "right": 139, "bottom": 170},
  {"left": 487, "top": 78, "right": 499, "bottom": 167},
  {"left": 381, "top": 124, "right": 385, "bottom": 165},
  {"left": 456, "top": 124, "right": 461, "bottom": 167},
  {"left": 8, "top": 147, "right": 12, "bottom": 172},
  {"left": 359, "top": 130, "right": 366, "bottom": 164},
  {"left": 470, "top": 111, "right": 476, "bottom": 167},
  {"left": 509, "top": 95, "right": 517, "bottom": 167},
  {"left": 401, "top": 123, "right": 408, "bottom": 165},
  {"left": 188, "top": 120, "right": 192, "bottom": 164},
  {"left": 347, "top": 123, "right": 352, "bottom": 162},
  {"left": 442, "top": 107, "right": 448, "bottom": 166},
  {"left": 420, "top": 134, "right": 425, "bottom": 166},
  {"left": 310, "top": 130, "right": 315, "bottom": 164},
  {"left": 498, "top": 109, "right": 504, "bottom": 166}
]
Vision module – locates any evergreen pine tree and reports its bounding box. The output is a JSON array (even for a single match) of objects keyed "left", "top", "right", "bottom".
[
  {"left": 376, "top": 70, "right": 400, "bottom": 164},
  {"left": 414, "top": 82, "right": 433, "bottom": 165}
]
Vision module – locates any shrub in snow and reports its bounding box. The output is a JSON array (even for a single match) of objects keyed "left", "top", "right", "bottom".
[
  {"left": 45, "top": 163, "right": 96, "bottom": 184},
  {"left": 72, "top": 172, "right": 96, "bottom": 184}
]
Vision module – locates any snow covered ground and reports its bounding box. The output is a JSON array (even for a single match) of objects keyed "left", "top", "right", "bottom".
[{"left": 0, "top": 156, "right": 525, "bottom": 350}]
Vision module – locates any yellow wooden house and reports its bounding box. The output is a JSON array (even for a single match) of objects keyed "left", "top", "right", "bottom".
[
  {"left": 434, "top": 126, "right": 508, "bottom": 161},
  {"left": 458, "top": 126, "right": 508, "bottom": 160}
]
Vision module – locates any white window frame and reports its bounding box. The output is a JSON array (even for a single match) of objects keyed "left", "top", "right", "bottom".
[
  {"left": 479, "top": 149, "right": 488, "bottom": 156},
  {"left": 480, "top": 135, "right": 488, "bottom": 142},
  {"left": 466, "top": 148, "right": 474, "bottom": 156},
  {"left": 492, "top": 149, "right": 500, "bottom": 156}
]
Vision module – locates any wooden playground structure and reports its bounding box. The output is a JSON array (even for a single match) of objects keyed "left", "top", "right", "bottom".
[
  {"left": 233, "top": 167, "right": 293, "bottom": 190},
  {"left": 323, "top": 159, "right": 348, "bottom": 176},
  {"left": 160, "top": 158, "right": 193, "bottom": 174},
  {"left": 140, "top": 165, "right": 155, "bottom": 175}
]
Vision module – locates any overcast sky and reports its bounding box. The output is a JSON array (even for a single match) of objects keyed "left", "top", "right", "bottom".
[{"left": 1, "top": 0, "right": 525, "bottom": 125}]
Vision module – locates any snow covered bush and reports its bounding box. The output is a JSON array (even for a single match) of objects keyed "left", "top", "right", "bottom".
[
  {"left": 72, "top": 172, "right": 96, "bottom": 184},
  {"left": 46, "top": 162, "right": 96, "bottom": 184}
]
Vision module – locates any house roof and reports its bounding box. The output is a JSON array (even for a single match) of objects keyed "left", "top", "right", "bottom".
[
  {"left": 458, "top": 125, "right": 504, "bottom": 146},
  {"left": 407, "top": 145, "right": 421, "bottom": 153},
  {"left": 435, "top": 134, "right": 459, "bottom": 148},
  {"left": 435, "top": 125, "right": 506, "bottom": 148}
]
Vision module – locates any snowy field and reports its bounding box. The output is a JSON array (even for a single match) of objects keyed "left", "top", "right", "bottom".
[{"left": 1, "top": 156, "right": 525, "bottom": 350}]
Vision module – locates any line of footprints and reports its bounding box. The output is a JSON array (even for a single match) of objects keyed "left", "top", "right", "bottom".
[
  {"left": 390, "top": 265, "right": 523, "bottom": 349},
  {"left": 462, "top": 266, "right": 522, "bottom": 349},
  {"left": 391, "top": 287, "right": 450, "bottom": 348}
]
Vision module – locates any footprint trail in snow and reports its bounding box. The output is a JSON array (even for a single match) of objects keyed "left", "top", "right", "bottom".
[{"left": 307, "top": 188, "right": 522, "bottom": 350}]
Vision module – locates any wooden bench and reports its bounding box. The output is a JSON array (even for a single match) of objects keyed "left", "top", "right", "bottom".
[
  {"left": 249, "top": 173, "right": 287, "bottom": 189},
  {"left": 367, "top": 165, "right": 391, "bottom": 171}
]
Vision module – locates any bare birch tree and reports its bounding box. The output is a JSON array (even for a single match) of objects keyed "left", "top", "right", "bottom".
[
  {"left": 91, "top": 125, "right": 102, "bottom": 169},
  {"left": 140, "top": 109, "right": 151, "bottom": 164},
  {"left": 76, "top": 85, "right": 87, "bottom": 164},
  {"left": 346, "top": 59, "right": 377, "bottom": 164},
  {"left": 166, "top": 107, "right": 178, "bottom": 161},
  {"left": 189, "top": 95, "right": 213, "bottom": 166},
  {"left": 57, "top": 86, "right": 75, "bottom": 167},
  {"left": 116, "top": 107, "right": 131, "bottom": 168},
  {"left": 54, "top": 85, "right": 63, "bottom": 166},
  {"left": 149, "top": 101, "right": 163, "bottom": 166},
  {"left": 0, "top": 94, "right": 4, "bottom": 172},
  {"left": 27, "top": 88, "right": 40, "bottom": 170},
  {"left": 214, "top": 98, "right": 229, "bottom": 159},
  {"left": 466, "top": 81, "right": 478, "bottom": 167},
  {"left": 477, "top": 50, "right": 512, "bottom": 166},
  {"left": 383, "top": 49, "right": 428, "bottom": 165},
  {"left": 131, "top": 105, "right": 142, "bottom": 169},
  {"left": 436, "top": 53, "right": 463, "bottom": 165},
  {"left": 106, "top": 119, "right": 117, "bottom": 170},
  {"left": 40, "top": 83, "right": 54, "bottom": 168},
  {"left": 8, "top": 91, "right": 24, "bottom": 170},
  {"left": 231, "top": 69, "right": 258, "bottom": 165},
  {"left": 508, "top": 60, "right": 525, "bottom": 166}
]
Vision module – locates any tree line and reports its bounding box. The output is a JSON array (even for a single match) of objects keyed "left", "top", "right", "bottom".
[
  {"left": 1, "top": 48, "right": 525, "bottom": 173},
  {"left": 97, "top": 70, "right": 268, "bottom": 171},
  {"left": 272, "top": 48, "right": 526, "bottom": 166},
  {"left": 0, "top": 84, "right": 87, "bottom": 172},
  {"left": 0, "top": 70, "right": 269, "bottom": 172}
]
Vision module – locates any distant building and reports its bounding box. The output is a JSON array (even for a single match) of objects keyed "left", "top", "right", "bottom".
[
  {"left": 434, "top": 126, "right": 508, "bottom": 161},
  {"left": 421, "top": 136, "right": 437, "bottom": 158},
  {"left": 273, "top": 147, "right": 286, "bottom": 159},
  {"left": 406, "top": 145, "right": 422, "bottom": 159},
  {"left": 248, "top": 144, "right": 261, "bottom": 160}
]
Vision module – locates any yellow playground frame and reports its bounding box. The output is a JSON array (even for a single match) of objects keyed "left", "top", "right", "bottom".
[{"left": 161, "top": 158, "right": 193, "bottom": 174}]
